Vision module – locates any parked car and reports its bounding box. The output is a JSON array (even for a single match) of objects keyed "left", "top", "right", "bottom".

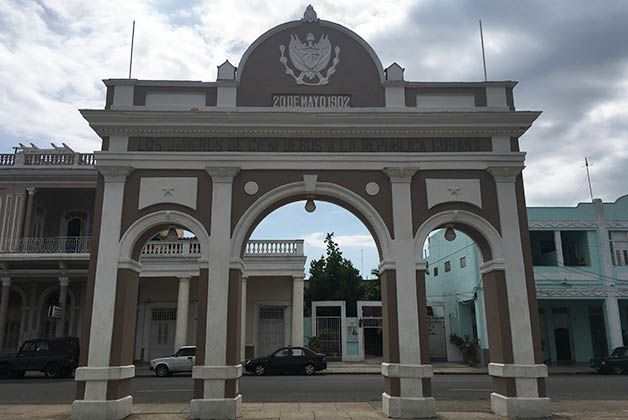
[
  {"left": 591, "top": 346, "right": 628, "bottom": 374},
  {"left": 150, "top": 346, "right": 196, "bottom": 377},
  {"left": 245, "top": 346, "right": 326, "bottom": 376},
  {"left": 0, "top": 337, "right": 80, "bottom": 379}
]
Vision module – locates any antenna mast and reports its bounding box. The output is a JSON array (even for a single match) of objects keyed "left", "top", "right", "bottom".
[
  {"left": 479, "top": 19, "right": 487, "bottom": 82},
  {"left": 585, "top": 157, "right": 594, "bottom": 202},
  {"left": 128, "top": 20, "right": 136, "bottom": 79}
]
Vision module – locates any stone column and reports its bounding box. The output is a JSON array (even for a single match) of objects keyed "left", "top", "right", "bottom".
[
  {"left": 0, "top": 277, "right": 11, "bottom": 350},
  {"left": 291, "top": 275, "right": 304, "bottom": 347},
  {"left": 381, "top": 167, "right": 435, "bottom": 419},
  {"left": 174, "top": 276, "right": 191, "bottom": 352},
  {"left": 240, "top": 276, "right": 247, "bottom": 362},
  {"left": 191, "top": 167, "right": 241, "bottom": 420},
  {"left": 55, "top": 276, "right": 69, "bottom": 337},
  {"left": 594, "top": 198, "right": 624, "bottom": 348},
  {"left": 487, "top": 167, "right": 550, "bottom": 419},
  {"left": 553, "top": 230, "right": 565, "bottom": 274},
  {"left": 22, "top": 187, "right": 36, "bottom": 238},
  {"left": 72, "top": 166, "right": 133, "bottom": 420}
]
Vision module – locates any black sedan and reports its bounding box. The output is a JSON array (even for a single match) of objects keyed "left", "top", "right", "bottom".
[
  {"left": 244, "top": 346, "right": 327, "bottom": 376},
  {"left": 591, "top": 346, "right": 628, "bottom": 374}
]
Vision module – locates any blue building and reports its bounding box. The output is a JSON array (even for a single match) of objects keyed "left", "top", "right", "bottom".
[{"left": 426, "top": 196, "right": 628, "bottom": 364}]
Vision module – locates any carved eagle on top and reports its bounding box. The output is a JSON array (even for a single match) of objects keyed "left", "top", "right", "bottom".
[{"left": 288, "top": 33, "right": 332, "bottom": 80}]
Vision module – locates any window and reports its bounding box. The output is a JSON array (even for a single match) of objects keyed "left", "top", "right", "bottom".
[
  {"left": 433, "top": 267, "right": 438, "bottom": 277},
  {"left": 460, "top": 256, "right": 467, "bottom": 268},
  {"left": 275, "top": 348, "right": 293, "bottom": 358},
  {"left": 444, "top": 261, "right": 451, "bottom": 272},
  {"left": 177, "top": 347, "right": 195, "bottom": 357},
  {"left": 36, "top": 341, "right": 50, "bottom": 352},
  {"left": 152, "top": 308, "right": 176, "bottom": 321},
  {"left": 610, "top": 231, "right": 628, "bottom": 266},
  {"left": 291, "top": 348, "right": 304, "bottom": 356}
]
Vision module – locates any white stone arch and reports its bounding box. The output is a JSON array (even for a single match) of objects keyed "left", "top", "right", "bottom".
[
  {"left": 118, "top": 210, "right": 211, "bottom": 264},
  {"left": 414, "top": 209, "right": 505, "bottom": 264},
  {"left": 231, "top": 181, "right": 393, "bottom": 261},
  {"left": 236, "top": 19, "right": 385, "bottom": 83}
]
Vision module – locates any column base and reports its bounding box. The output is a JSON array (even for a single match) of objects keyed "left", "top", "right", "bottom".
[
  {"left": 71, "top": 396, "right": 132, "bottom": 420},
  {"left": 190, "top": 394, "right": 241, "bottom": 420},
  {"left": 382, "top": 393, "right": 436, "bottom": 419},
  {"left": 491, "top": 393, "right": 551, "bottom": 419}
]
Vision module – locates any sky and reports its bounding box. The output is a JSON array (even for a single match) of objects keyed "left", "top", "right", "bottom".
[{"left": 1, "top": 0, "right": 627, "bottom": 276}]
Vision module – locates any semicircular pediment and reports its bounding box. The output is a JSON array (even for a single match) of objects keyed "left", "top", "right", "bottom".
[{"left": 236, "top": 6, "right": 385, "bottom": 108}]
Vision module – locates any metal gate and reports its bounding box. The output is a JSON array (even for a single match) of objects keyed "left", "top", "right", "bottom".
[
  {"left": 427, "top": 315, "right": 447, "bottom": 361},
  {"left": 316, "top": 316, "right": 341, "bottom": 359},
  {"left": 258, "top": 308, "right": 284, "bottom": 357}
]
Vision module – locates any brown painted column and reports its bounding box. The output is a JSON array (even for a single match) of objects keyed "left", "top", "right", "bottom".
[
  {"left": 380, "top": 266, "right": 400, "bottom": 397},
  {"left": 0, "top": 277, "right": 11, "bottom": 350},
  {"left": 105, "top": 267, "right": 140, "bottom": 401},
  {"left": 55, "top": 276, "right": 69, "bottom": 337},
  {"left": 481, "top": 267, "right": 516, "bottom": 397}
]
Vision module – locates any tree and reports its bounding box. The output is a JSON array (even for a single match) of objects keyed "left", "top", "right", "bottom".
[
  {"left": 305, "top": 233, "right": 364, "bottom": 316},
  {"left": 362, "top": 268, "right": 381, "bottom": 301}
]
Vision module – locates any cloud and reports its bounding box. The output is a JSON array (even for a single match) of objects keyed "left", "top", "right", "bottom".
[
  {"left": 304, "top": 232, "right": 376, "bottom": 250},
  {"left": 1, "top": 0, "right": 628, "bottom": 206}
]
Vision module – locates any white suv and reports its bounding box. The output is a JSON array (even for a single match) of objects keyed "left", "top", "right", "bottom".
[{"left": 150, "top": 346, "right": 196, "bottom": 377}]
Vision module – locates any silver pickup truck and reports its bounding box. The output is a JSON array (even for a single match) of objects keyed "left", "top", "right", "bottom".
[{"left": 150, "top": 346, "right": 196, "bottom": 377}]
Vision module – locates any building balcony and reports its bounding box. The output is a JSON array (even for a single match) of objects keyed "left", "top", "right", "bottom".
[
  {"left": 0, "top": 237, "right": 304, "bottom": 260},
  {"left": 0, "top": 152, "right": 95, "bottom": 167}
]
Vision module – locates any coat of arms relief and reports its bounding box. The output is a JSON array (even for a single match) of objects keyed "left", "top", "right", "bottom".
[{"left": 278, "top": 6, "right": 340, "bottom": 86}]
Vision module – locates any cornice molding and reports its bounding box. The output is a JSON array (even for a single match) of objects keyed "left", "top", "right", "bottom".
[
  {"left": 98, "top": 165, "right": 133, "bottom": 182},
  {"left": 537, "top": 287, "right": 628, "bottom": 297},
  {"left": 80, "top": 110, "right": 541, "bottom": 138},
  {"left": 528, "top": 220, "right": 628, "bottom": 229},
  {"left": 487, "top": 166, "right": 522, "bottom": 183}
]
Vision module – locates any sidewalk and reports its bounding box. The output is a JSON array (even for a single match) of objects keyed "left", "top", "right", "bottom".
[
  {"left": 4, "top": 400, "right": 628, "bottom": 419},
  {"left": 134, "top": 361, "right": 596, "bottom": 377}
]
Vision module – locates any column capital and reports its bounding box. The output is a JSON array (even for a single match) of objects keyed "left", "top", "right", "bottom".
[
  {"left": 178, "top": 276, "right": 192, "bottom": 283},
  {"left": 1, "top": 277, "right": 10, "bottom": 288},
  {"left": 59, "top": 277, "right": 70, "bottom": 287},
  {"left": 206, "top": 167, "right": 240, "bottom": 183},
  {"left": 383, "top": 167, "right": 418, "bottom": 183},
  {"left": 487, "top": 166, "right": 522, "bottom": 183},
  {"left": 416, "top": 259, "right": 427, "bottom": 271},
  {"left": 378, "top": 259, "right": 396, "bottom": 273},
  {"left": 26, "top": 187, "right": 36, "bottom": 195},
  {"left": 479, "top": 259, "right": 506, "bottom": 274},
  {"left": 293, "top": 274, "right": 305, "bottom": 282},
  {"left": 98, "top": 165, "right": 133, "bottom": 182},
  {"left": 229, "top": 257, "right": 245, "bottom": 273}
]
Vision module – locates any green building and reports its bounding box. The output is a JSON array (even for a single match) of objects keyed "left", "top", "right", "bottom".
[{"left": 426, "top": 195, "right": 628, "bottom": 364}]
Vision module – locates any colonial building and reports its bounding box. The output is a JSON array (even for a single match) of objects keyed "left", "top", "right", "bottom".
[
  {"left": 0, "top": 144, "right": 307, "bottom": 363},
  {"left": 3, "top": 5, "right": 552, "bottom": 420},
  {"left": 426, "top": 196, "right": 628, "bottom": 364}
]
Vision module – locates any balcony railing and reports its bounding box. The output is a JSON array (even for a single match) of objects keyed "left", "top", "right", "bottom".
[
  {"left": 0, "top": 237, "right": 92, "bottom": 254},
  {"left": 141, "top": 240, "right": 202, "bottom": 256},
  {"left": 0, "top": 237, "right": 304, "bottom": 258},
  {"left": 245, "top": 239, "right": 304, "bottom": 256},
  {"left": 0, "top": 153, "right": 95, "bottom": 167}
]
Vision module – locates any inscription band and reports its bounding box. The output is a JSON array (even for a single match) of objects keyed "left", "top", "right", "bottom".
[{"left": 128, "top": 137, "right": 491, "bottom": 153}]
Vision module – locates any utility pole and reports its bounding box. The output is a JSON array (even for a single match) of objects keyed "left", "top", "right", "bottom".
[{"left": 585, "top": 157, "right": 594, "bottom": 202}]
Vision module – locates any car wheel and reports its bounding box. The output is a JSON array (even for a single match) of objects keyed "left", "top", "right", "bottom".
[
  {"left": 0, "top": 364, "right": 11, "bottom": 379},
  {"left": 304, "top": 363, "right": 316, "bottom": 375},
  {"left": 44, "top": 363, "right": 61, "bottom": 379},
  {"left": 11, "top": 370, "right": 25, "bottom": 379},
  {"left": 155, "top": 364, "right": 170, "bottom": 377},
  {"left": 612, "top": 365, "right": 624, "bottom": 375},
  {"left": 254, "top": 364, "right": 266, "bottom": 376}
]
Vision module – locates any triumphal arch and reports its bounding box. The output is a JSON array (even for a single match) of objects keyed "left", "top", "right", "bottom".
[{"left": 72, "top": 6, "right": 550, "bottom": 420}]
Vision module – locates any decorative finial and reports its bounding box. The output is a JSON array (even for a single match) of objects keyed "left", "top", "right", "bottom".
[{"left": 302, "top": 4, "right": 318, "bottom": 23}]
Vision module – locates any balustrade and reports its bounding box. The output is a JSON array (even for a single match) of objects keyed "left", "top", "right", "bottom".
[
  {"left": 0, "top": 153, "right": 95, "bottom": 167},
  {"left": 0, "top": 237, "right": 91, "bottom": 253}
]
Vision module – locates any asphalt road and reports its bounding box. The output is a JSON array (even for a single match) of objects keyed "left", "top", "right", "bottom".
[{"left": 0, "top": 374, "right": 626, "bottom": 404}]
